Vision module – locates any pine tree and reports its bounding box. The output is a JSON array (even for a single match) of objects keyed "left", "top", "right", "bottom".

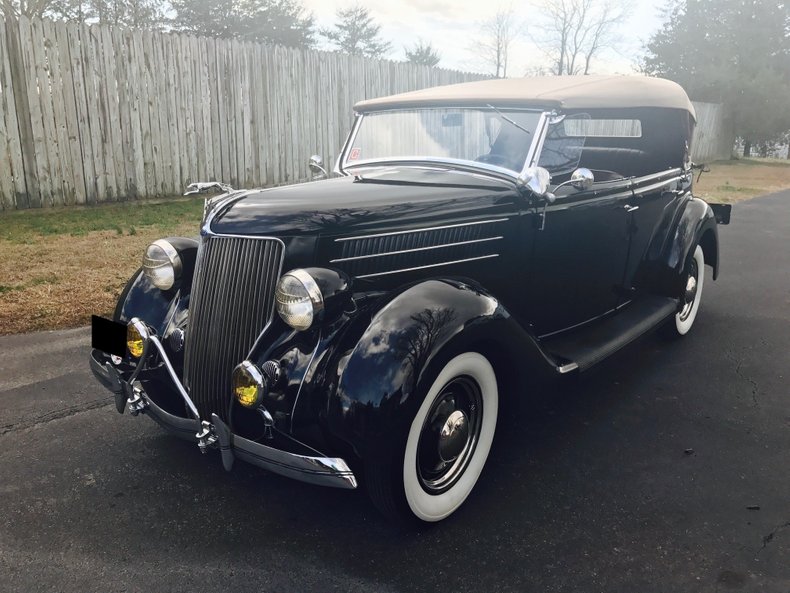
[
  {"left": 320, "top": 5, "right": 392, "bottom": 59},
  {"left": 405, "top": 40, "right": 440, "bottom": 67},
  {"left": 170, "top": 0, "right": 315, "bottom": 47}
]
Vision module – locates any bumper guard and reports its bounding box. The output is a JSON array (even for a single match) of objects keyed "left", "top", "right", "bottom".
[{"left": 89, "top": 319, "right": 357, "bottom": 490}]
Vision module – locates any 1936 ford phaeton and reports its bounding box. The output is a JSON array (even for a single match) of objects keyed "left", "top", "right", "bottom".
[{"left": 90, "top": 76, "right": 730, "bottom": 523}]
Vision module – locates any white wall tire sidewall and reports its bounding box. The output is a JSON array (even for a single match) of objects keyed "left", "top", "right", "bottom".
[
  {"left": 675, "top": 245, "right": 705, "bottom": 335},
  {"left": 403, "top": 352, "right": 498, "bottom": 522}
]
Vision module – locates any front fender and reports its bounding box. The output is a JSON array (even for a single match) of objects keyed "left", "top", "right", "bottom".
[
  {"left": 114, "top": 237, "right": 199, "bottom": 336},
  {"left": 320, "top": 279, "right": 553, "bottom": 461}
]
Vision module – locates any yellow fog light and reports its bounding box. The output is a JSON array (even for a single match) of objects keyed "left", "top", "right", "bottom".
[
  {"left": 126, "top": 319, "right": 148, "bottom": 359},
  {"left": 232, "top": 361, "right": 265, "bottom": 408}
]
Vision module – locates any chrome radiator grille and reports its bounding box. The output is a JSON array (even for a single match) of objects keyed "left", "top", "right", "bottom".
[{"left": 183, "top": 236, "right": 284, "bottom": 421}]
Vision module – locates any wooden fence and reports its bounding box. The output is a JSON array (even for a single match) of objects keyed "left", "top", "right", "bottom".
[
  {"left": 691, "top": 101, "right": 735, "bottom": 162},
  {"left": 0, "top": 16, "right": 484, "bottom": 210},
  {"left": 0, "top": 16, "right": 734, "bottom": 210}
]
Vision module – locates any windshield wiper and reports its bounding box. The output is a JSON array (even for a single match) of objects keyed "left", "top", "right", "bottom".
[{"left": 486, "top": 104, "right": 532, "bottom": 136}]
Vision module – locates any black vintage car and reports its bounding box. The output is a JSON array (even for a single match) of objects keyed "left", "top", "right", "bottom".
[{"left": 90, "top": 75, "right": 730, "bottom": 523}]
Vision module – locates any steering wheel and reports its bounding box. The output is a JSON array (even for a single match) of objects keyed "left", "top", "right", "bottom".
[{"left": 475, "top": 154, "right": 508, "bottom": 166}]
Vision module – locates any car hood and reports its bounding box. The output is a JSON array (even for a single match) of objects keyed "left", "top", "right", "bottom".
[{"left": 208, "top": 167, "right": 517, "bottom": 238}]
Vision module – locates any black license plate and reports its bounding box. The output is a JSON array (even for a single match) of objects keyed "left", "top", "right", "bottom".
[
  {"left": 91, "top": 315, "right": 127, "bottom": 357},
  {"left": 710, "top": 203, "right": 731, "bottom": 225}
]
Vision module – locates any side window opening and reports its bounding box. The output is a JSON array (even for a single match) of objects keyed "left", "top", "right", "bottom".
[
  {"left": 568, "top": 117, "right": 649, "bottom": 180},
  {"left": 537, "top": 114, "right": 590, "bottom": 179}
]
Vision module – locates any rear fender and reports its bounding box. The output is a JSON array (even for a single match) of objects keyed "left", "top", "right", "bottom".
[
  {"left": 637, "top": 196, "right": 719, "bottom": 297},
  {"left": 667, "top": 197, "right": 719, "bottom": 280},
  {"left": 320, "top": 279, "right": 555, "bottom": 461}
]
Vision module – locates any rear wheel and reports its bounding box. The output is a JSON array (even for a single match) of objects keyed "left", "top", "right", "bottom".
[
  {"left": 664, "top": 244, "right": 705, "bottom": 337},
  {"left": 366, "top": 352, "right": 499, "bottom": 523}
]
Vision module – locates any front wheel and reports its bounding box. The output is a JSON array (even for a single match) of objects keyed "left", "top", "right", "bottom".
[{"left": 366, "top": 352, "right": 499, "bottom": 523}]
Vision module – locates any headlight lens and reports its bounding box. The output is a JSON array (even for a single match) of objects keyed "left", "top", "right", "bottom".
[
  {"left": 126, "top": 320, "right": 147, "bottom": 358},
  {"left": 232, "top": 361, "right": 265, "bottom": 408},
  {"left": 275, "top": 270, "right": 324, "bottom": 331},
  {"left": 142, "top": 239, "right": 182, "bottom": 290}
]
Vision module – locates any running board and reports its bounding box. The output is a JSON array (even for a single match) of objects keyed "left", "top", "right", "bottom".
[{"left": 542, "top": 296, "right": 678, "bottom": 372}]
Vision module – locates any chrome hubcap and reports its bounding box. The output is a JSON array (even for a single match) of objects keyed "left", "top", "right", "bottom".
[
  {"left": 417, "top": 376, "right": 482, "bottom": 494},
  {"left": 439, "top": 410, "right": 470, "bottom": 462},
  {"left": 679, "top": 259, "right": 698, "bottom": 321}
]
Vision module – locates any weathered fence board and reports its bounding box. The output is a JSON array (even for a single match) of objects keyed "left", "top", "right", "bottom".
[{"left": 0, "top": 16, "right": 733, "bottom": 210}]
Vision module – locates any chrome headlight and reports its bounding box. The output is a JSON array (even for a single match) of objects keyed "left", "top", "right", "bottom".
[
  {"left": 275, "top": 269, "right": 324, "bottom": 331},
  {"left": 142, "top": 239, "right": 182, "bottom": 290}
]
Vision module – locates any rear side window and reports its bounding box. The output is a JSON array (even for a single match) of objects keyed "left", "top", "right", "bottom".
[{"left": 564, "top": 119, "right": 642, "bottom": 138}]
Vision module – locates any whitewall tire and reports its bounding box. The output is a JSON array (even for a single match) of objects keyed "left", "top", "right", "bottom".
[
  {"left": 673, "top": 245, "right": 705, "bottom": 336},
  {"left": 402, "top": 352, "right": 498, "bottom": 522}
]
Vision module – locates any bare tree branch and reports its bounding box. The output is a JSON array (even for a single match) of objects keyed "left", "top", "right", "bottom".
[
  {"left": 469, "top": 7, "right": 519, "bottom": 78},
  {"left": 535, "top": 0, "right": 631, "bottom": 75}
]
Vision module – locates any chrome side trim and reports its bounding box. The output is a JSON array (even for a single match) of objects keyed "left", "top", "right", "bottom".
[
  {"left": 335, "top": 218, "right": 509, "bottom": 242},
  {"left": 527, "top": 111, "right": 550, "bottom": 168},
  {"left": 356, "top": 253, "right": 499, "bottom": 279},
  {"left": 557, "top": 362, "right": 579, "bottom": 374},
  {"left": 344, "top": 156, "right": 520, "bottom": 179},
  {"left": 330, "top": 236, "right": 503, "bottom": 263}
]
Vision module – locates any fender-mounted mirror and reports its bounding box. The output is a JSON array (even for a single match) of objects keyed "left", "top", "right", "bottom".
[{"left": 569, "top": 167, "right": 594, "bottom": 190}]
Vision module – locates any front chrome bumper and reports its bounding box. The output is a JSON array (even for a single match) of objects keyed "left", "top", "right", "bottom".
[{"left": 89, "top": 328, "right": 357, "bottom": 490}]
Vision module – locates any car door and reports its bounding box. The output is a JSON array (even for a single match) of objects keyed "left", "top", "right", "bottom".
[
  {"left": 525, "top": 180, "right": 634, "bottom": 336},
  {"left": 622, "top": 169, "right": 687, "bottom": 293}
]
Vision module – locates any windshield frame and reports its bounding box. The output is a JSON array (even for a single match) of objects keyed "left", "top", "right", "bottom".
[{"left": 336, "top": 106, "right": 551, "bottom": 181}]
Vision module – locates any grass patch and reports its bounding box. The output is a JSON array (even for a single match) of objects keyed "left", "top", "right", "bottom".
[
  {"left": 695, "top": 157, "right": 790, "bottom": 204},
  {"left": 0, "top": 196, "right": 203, "bottom": 243},
  {"left": 0, "top": 195, "right": 204, "bottom": 335}
]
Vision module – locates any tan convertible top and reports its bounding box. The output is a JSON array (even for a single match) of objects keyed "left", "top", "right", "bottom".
[{"left": 354, "top": 75, "right": 696, "bottom": 119}]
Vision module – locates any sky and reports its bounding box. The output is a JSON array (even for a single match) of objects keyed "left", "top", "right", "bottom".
[{"left": 302, "top": 0, "right": 668, "bottom": 75}]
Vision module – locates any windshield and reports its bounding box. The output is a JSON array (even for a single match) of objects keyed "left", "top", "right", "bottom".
[{"left": 345, "top": 108, "right": 542, "bottom": 174}]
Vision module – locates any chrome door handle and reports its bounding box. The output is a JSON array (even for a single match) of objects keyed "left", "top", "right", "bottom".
[{"left": 623, "top": 205, "right": 639, "bottom": 212}]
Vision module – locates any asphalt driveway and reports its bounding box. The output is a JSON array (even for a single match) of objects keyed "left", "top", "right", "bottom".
[{"left": 1, "top": 191, "right": 788, "bottom": 593}]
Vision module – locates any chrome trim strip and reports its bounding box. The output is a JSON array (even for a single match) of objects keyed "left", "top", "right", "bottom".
[
  {"left": 527, "top": 111, "right": 550, "bottom": 168},
  {"left": 335, "top": 218, "right": 509, "bottom": 243},
  {"left": 201, "top": 190, "right": 250, "bottom": 235},
  {"left": 344, "top": 156, "right": 520, "bottom": 179},
  {"left": 557, "top": 362, "right": 579, "bottom": 374},
  {"left": 356, "top": 254, "right": 499, "bottom": 279},
  {"left": 330, "top": 236, "right": 503, "bottom": 263}
]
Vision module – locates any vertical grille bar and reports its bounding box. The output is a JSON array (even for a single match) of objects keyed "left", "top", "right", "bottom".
[{"left": 183, "top": 236, "right": 284, "bottom": 421}]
